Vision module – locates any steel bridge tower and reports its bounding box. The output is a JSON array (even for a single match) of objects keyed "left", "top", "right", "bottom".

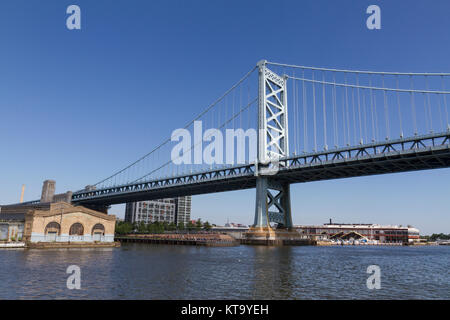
[{"left": 253, "top": 60, "right": 293, "bottom": 231}]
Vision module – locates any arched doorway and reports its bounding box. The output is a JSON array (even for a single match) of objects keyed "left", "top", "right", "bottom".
[
  {"left": 69, "top": 223, "right": 84, "bottom": 241},
  {"left": 0, "top": 224, "right": 8, "bottom": 241},
  {"left": 45, "top": 222, "right": 61, "bottom": 242},
  {"left": 91, "top": 223, "right": 105, "bottom": 241}
]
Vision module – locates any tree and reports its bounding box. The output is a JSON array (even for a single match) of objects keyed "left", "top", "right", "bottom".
[
  {"left": 168, "top": 222, "right": 177, "bottom": 231},
  {"left": 178, "top": 222, "right": 185, "bottom": 230},
  {"left": 115, "top": 221, "right": 133, "bottom": 235},
  {"left": 203, "top": 221, "right": 212, "bottom": 230},
  {"left": 186, "top": 220, "right": 195, "bottom": 231},
  {"left": 195, "top": 218, "right": 203, "bottom": 229},
  {"left": 429, "top": 233, "right": 450, "bottom": 241},
  {"left": 137, "top": 221, "right": 147, "bottom": 233}
]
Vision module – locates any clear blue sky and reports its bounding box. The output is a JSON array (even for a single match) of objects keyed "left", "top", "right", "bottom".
[{"left": 1, "top": 0, "right": 449, "bottom": 234}]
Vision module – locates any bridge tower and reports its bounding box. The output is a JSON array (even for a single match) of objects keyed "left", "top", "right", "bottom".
[{"left": 252, "top": 60, "right": 293, "bottom": 232}]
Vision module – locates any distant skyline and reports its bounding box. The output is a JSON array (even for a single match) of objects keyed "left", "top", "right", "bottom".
[{"left": 1, "top": 1, "right": 450, "bottom": 234}]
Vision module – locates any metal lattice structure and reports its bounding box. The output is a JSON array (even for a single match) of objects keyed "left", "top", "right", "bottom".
[
  {"left": 255, "top": 61, "right": 293, "bottom": 228},
  {"left": 257, "top": 60, "right": 289, "bottom": 164}
]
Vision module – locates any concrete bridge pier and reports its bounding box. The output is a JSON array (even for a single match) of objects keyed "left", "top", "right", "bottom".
[{"left": 244, "top": 176, "right": 304, "bottom": 245}]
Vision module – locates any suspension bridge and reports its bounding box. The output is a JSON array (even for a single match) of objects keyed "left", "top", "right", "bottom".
[{"left": 14, "top": 60, "right": 450, "bottom": 230}]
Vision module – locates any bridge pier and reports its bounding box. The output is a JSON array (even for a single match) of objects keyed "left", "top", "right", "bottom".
[
  {"left": 253, "top": 177, "right": 293, "bottom": 229},
  {"left": 245, "top": 177, "right": 303, "bottom": 244}
]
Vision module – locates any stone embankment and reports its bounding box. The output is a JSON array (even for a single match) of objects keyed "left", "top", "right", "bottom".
[{"left": 116, "top": 233, "right": 239, "bottom": 247}]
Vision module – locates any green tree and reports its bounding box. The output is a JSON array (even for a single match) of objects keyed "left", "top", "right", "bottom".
[
  {"left": 195, "top": 218, "right": 203, "bottom": 229},
  {"left": 429, "top": 233, "right": 450, "bottom": 241},
  {"left": 115, "top": 221, "right": 133, "bottom": 235},
  {"left": 186, "top": 220, "right": 195, "bottom": 231},
  {"left": 168, "top": 222, "right": 177, "bottom": 231},
  {"left": 177, "top": 222, "right": 185, "bottom": 230},
  {"left": 137, "top": 221, "right": 147, "bottom": 233},
  {"left": 203, "top": 221, "right": 212, "bottom": 230}
]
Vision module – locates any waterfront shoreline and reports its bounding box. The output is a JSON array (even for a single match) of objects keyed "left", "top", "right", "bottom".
[{"left": 116, "top": 233, "right": 239, "bottom": 247}]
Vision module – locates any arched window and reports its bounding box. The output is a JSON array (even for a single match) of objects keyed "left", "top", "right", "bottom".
[
  {"left": 69, "top": 223, "right": 84, "bottom": 236},
  {"left": 45, "top": 222, "right": 61, "bottom": 235},
  {"left": 91, "top": 223, "right": 105, "bottom": 235}
]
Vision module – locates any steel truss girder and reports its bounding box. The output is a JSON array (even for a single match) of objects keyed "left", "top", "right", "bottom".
[{"left": 25, "top": 132, "right": 448, "bottom": 208}]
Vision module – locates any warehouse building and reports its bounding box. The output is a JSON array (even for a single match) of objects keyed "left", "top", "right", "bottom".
[{"left": 0, "top": 180, "right": 116, "bottom": 246}]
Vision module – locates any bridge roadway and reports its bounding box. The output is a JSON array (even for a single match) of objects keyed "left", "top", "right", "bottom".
[{"left": 68, "top": 132, "right": 450, "bottom": 207}]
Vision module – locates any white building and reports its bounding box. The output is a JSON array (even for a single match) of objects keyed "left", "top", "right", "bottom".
[
  {"left": 125, "top": 196, "right": 191, "bottom": 225},
  {"left": 295, "top": 219, "right": 420, "bottom": 244}
]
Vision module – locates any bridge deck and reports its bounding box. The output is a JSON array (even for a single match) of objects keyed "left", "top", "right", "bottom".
[{"left": 70, "top": 132, "right": 450, "bottom": 206}]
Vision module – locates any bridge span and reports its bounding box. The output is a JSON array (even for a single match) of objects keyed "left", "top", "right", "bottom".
[{"left": 70, "top": 132, "right": 450, "bottom": 207}]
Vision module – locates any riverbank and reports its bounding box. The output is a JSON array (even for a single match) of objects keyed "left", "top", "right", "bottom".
[
  {"left": 116, "top": 233, "right": 239, "bottom": 247},
  {"left": 27, "top": 241, "right": 120, "bottom": 249},
  {"left": 0, "top": 240, "right": 120, "bottom": 249},
  {"left": 316, "top": 241, "right": 440, "bottom": 246},
  {"left": 0, "top": 242, "right": 26, "bottom": 248}
]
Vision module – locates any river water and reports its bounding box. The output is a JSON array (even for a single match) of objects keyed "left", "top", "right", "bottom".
[{"left": 0, "top": 244, "right": 448, "bottom": 299}]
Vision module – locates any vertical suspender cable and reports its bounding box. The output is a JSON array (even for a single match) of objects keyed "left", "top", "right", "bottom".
[
  {"left": 369, "top": 76, "right": 375, "bottom": 142},
  {"left": 296, "top": 75, "right": 300, "bottom": 154},
  {"left": 410, "top": 76, "right": 418, "bottom": 135},
  {"left": 332, "top": 72, "right": 338, "bottom": 148},
  {"left": 341, "top": 87, "right": 346, "bottom": 147},
  {"left": 247, "top": 84, "right": 251, "bottom": 163},
  {"left": 437, "top": 92, "right": 444, "bottom": 132},
  {"left": 382, "top": 75, "right": 390, "bottom": 140},
  {"left": 225, "top": 95, "right": 228, "bottom": 133},
  {"left": 356, "top": 74, "right": 363, "bottom": 144},
  {"left": 302, "top": 69, "right": 308, "bottom": 152},
  {"left": 425, "top": 76, "right": 433, "bottom": 133},
  {"left": 362, "top": 88, "right": 368, "bottom": 143},
  {"left": 396, "top": 76, "right": 403, "bottom": 138},
  {"left": 322, "top": 71, "right": 328, "bottom": 150},
  {"left": 232, "top": 89, "right": 235, "bottom": 131},
  {"left": 312, "top": 71, "right": 317, "bottom": 151},
  {"left": 292, "top": 72, "right": 297, "bottom": 155},
  {"left": 345, "top": 73, "right": 350, "bottom": 146},
  {"left": 239, "top": 84, "right": 242, "bottom": 133},
  {"left": 351, "top": 86, "right": 357, "bottom": 145},
  {"left": 423, "top": 93, "right": 430, "bottom": 134},
  {"left": 442, "top": 76, "right": 449, "bottom": 130},
  {"left": 374, "top": 83, "right": 379, "bottom": 142}
]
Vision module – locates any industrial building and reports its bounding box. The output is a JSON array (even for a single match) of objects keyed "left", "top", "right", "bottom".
[
  {"left": 295, "top": 219, "right": 420, "bottom": 244},
  {"left": 125, "top": 196, "right": 191, "bottom": 225},
  {"left": 0, "top": 180, "right": 116, "bottom": 247}
]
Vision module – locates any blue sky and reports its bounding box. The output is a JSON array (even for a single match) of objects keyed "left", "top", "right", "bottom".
[{"left": 1, "top": 0, "right": 449, "bottom": 234}]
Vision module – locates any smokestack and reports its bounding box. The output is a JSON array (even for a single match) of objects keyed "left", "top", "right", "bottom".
[
  {"left": 40, "top": 180, "right": 56, "bottom": 203},
  {"left": 20, "top": 185, "right": 25, "bottom": 203},
  {"left": 330, "top": 218, "right": 332, "bottom": 225}
]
